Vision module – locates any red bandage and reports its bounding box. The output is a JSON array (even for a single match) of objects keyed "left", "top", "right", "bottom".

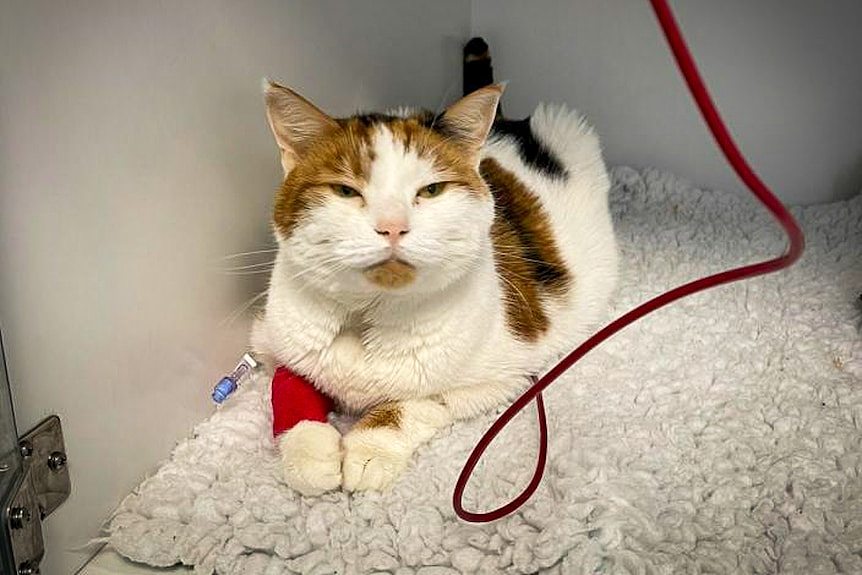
[{"left": 271, "top": 366, "right": 334, "bottom": 437}]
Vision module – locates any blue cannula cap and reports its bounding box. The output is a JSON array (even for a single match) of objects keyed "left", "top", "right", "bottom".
[{"left": 212, "top": 376, "right": 237, "bottom": 404}]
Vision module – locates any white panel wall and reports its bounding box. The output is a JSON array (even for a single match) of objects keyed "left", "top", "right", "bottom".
[
  {"left": 473, "top": 0, "right": 862, "bottom": 204},
  {"left": 0, "top": 1, "right": 469, "bottom": 573}
]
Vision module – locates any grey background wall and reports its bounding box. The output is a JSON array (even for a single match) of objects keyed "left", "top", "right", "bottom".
[
  {"left": 473, "top": 0, "right": 862, "bottom": 205},
  {"left": 0, "top": 1, "right": 468, "bottom": 573},
  {"left": 1, "top": 1, "right": 860, "bottom": 573}
]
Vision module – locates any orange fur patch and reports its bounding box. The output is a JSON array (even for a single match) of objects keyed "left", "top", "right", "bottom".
[
  {"left": 483, "top": 157, "right": 572, "bottom": 341},
  {"left": 364, "top": 259, "right": 416, "bottom": 289},
  {"left": 355, "top": 401, "right": 402, "bottom": 430},
  {"left": 273, "top": 118, "right": 376, "bottom": 237}
]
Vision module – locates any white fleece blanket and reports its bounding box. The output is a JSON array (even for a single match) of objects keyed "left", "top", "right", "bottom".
[{"left": 108, "top": 166, "right": 862, "bottom": 575}]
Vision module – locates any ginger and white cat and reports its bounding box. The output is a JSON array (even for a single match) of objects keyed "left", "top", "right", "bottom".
[{"left": 251, "top": 78, "right": 618, "bottom": 496}]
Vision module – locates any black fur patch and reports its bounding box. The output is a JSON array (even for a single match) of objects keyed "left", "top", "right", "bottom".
[
  {"left": 343, "top": 113, "right": 397, "bottom": 127},
  {"left": 463, "top": 37, "right": 494, "bottom": 97},
  {"left": 414, "top": 110, "right": 438, "bottom": 127},
  {"left": 491, "top": 119, "right": 568, "bottom": 180},
  {"left": 345, "top": 111, "right": 438, "bottom": 129}
]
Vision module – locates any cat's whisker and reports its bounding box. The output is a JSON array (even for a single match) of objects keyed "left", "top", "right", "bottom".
[
  {"left": 255, "top": 247, "right": 386, "bottom": 287},
  {"left": 220, "top": 260, "right": 276, "bottom": 272},
  {"left": 496, "top": 274, "right": 538, "bottom": 322},
  {"left": 430, "top": 80, "right": 458, "bottom": 131},
  {"left": 492, "top": 248, "right": 558, "bottom": 268},
  {"left": 290, "top": 262, "right": 349, "bottom": 296},
  {"left": 222, "top": 268, "right": 275, "bottom": 276},
  {"left": 285, "top": 255, "right": 352, "bottom": 283},
  {"left": 221, "top": 248, "right": 278, "bottom": 260},
  {"left": 220, "top": 289, "right": 268, "bottom": 328}
]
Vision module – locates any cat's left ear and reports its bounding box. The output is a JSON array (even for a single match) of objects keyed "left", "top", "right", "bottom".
[
  {"left": 439, "top": 84, "right": 504, "bottom": 157},
  {"left": 264, "top": 80, "right": 340, "bottom": 175}
]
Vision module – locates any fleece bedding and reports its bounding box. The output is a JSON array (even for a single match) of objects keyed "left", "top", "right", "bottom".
[{"left": 107, "top": 166, "right": 862, "bottom": 575}]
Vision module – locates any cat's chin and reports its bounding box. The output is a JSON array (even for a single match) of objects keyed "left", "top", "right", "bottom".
[{"left": 363, "top": 258, "right": 416, "bottom": 290}]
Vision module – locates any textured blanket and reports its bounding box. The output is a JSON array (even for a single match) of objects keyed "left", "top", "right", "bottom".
[{"left": 108, "top": 166, "right": 862, "bottom": 574}]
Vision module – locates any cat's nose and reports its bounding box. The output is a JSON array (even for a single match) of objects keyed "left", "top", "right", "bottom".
[{"left": 375, "top": 219, "right": 410, "bottom": 245}]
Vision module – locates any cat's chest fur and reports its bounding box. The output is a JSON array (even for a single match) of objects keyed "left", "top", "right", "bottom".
[{"left": 253, "top": 248, "right": 512, "bottom": 412}]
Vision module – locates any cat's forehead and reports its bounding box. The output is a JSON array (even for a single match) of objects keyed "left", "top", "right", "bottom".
[
  {"left": 330, "top": 112, "right": 473, "bottom": 183},
  {"left": 366, "top": 124, "right": 438, "bottom": 194}
]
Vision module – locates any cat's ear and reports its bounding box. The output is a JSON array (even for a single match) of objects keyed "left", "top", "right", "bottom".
[
  {"left": 264, "top": 80, "right": 339, "bottom": 174},
  {"left": 439, "top": 84, "right": 504, "bottom": 156}
]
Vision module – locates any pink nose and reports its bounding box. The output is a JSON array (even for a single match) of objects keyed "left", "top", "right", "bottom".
[{"left": 375, "top": 220, "right": 410, "bottom": 245}]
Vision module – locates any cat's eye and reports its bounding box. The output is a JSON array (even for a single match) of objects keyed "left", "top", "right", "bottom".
[
  {"left": 335, "top": 185, "right": 362, "bottom": 199},
  {"left": 417, "top": 182, "right": 446, "bottom": 199}
]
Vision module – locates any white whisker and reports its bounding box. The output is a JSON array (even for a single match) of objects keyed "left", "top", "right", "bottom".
[
  {"left": 221, "top": 248, "right": 278, "bottom": 260},
  {"left": 220, "top": 260, "right": 276, "bottom": 272},
  {"left": 497, "top": 273, "right": 537, "bottom": 322},
  {"left": 220, "top": 290, "right": 268, "bottom": 328},
  {"left": 430, "top": 80, "right": 458, "bottom": 130},
  {"left": 222, "top": 268, "right": 275, "bottom": 276}
]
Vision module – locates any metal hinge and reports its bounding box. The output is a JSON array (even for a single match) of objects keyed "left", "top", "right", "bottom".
[{"left": 4, "top": 415, "right": 71, "bottom": 575}]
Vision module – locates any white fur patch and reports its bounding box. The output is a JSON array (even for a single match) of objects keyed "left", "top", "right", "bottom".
[
  {"left": 278, "top": 421, "right": 342, "bottom": 496},
  {"left": 342, "top": 427, "right": 412, "bottom": 492}
]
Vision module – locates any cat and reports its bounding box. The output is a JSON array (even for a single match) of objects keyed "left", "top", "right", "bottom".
[{"left": 251, "top": 44, "right": 618, "bottom": 496}]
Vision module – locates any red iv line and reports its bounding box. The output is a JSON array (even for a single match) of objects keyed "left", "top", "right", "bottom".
[{"left": 453, "top": 0, "right": 807, "bottom": 522}]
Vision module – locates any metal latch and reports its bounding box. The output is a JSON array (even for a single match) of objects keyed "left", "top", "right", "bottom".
[{"left": 4, "top": 416, "right": 71, "bottom": 575}]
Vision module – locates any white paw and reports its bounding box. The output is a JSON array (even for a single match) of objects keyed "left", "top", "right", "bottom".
[
  {"left": 342, "top": 427, "right": 412, "bottom": 492},
  {"left": 278, "top": 421, "right": 342, "bottom": 496}
]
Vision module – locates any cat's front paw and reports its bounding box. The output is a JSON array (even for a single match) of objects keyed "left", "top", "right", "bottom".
[
  {"left": 341, "top": 427, "right": 412, "bottom": 492},
  {"left": 278, "top": 421, "right": 342, "bottom": 496}
]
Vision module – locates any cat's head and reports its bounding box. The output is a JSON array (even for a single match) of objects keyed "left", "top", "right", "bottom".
[{"left": 263, "top": 80, "right": 503, "bottom": 299}]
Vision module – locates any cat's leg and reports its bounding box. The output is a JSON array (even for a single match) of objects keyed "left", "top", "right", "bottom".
[
  {"left": 278, "top": 421, "right": 342, "bottom": 496},
  {"left": 341, "top": 398, "right": 452, "bottom": 491},
  {"left": 438, "top": 377, "right": 527, "bottom": 420},
  {"left": 262, "top": 319, "right": 345, "bottom": 496},
  {"left": 340, "top": 379, "right": 526, "bottom": 491}
]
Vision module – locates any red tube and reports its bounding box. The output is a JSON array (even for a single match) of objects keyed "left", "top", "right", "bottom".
[{"left": 453, "top": 0, "right": 806, "bottom": 522}]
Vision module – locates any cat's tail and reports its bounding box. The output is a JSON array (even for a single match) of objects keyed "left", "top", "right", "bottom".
[
  {"left": 463, "top": 37, "right": 503, "bottom": 117},
  {"left": 463, "top": 37, "right": 494, "bottom": 95}
]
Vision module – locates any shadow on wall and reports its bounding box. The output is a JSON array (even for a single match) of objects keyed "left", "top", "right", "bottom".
[
  {"left": 856, "top": 293, "right": 862, "bottom": 334},
  {"left": 833, "top": 155, "right": 862, "bottom": 202}
]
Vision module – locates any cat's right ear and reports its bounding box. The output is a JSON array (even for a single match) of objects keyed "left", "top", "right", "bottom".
[
  {"left": 263, "top": 80, "right": 339, "bottom": 174},
  {"left": 439, "top": 83, "right": 504, "bottom": 159}
]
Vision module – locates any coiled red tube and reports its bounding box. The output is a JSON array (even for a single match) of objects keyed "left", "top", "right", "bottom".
[{"left": 453, "top": 0, "right": 806, "bottom": 522}]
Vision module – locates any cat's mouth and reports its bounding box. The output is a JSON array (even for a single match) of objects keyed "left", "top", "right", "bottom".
[{"left": 363, "top": 258, "right": 416, "bottom": 289}]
